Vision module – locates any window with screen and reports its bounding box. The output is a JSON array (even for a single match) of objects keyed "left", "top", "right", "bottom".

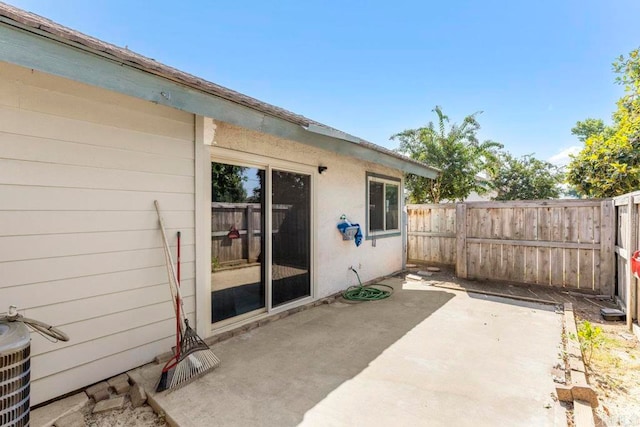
[{"left": 367, "top": 173, "right": 401, "bottom": 238}]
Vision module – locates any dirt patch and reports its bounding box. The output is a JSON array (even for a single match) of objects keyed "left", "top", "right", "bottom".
[
  {"left": 81, "top": 396, "right": 167, "bottom": 427},
  {"left": 575, "top": 320, "right": 640, "bottom": 426}
]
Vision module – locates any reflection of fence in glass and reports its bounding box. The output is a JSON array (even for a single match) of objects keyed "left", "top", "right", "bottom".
[
  {"left": 211, "top": 203, "right": 293, "bottom": 267},
  {"left": 272, "top": 205, "right": 309, "bottom": 270}
]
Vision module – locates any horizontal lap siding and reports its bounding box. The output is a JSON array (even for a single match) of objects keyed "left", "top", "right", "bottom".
[{"left": 0, "top": 62, "right": 195, "bottom": 404}]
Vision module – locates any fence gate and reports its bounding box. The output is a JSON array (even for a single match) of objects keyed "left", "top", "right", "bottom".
[
  {"left": 406, "top": 204, "right": 456, "bottom": 266},
  {"left": 613, "top": 191, "right": 640, "bottom": 326}
]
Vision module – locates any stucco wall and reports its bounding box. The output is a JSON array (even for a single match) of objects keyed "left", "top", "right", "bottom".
[
  {"left": 0, "top": 61, "right": 196, "bottom": 404},
  {"left": 212, "top": 122, "right": 404, "bottom": 298}
]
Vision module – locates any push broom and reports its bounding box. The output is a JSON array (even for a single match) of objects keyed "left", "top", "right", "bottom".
[{"left": 154, "top": 200, "right": 220, "bottom": 392}]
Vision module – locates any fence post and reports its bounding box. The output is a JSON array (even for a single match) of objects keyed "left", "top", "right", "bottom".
[
  {"left": 246, "top": 204, "right": 255, "bottom": 263},
  {"left": 600, "top": 200, "right": 615, "bottom": 298},
  {"left": 456, "top": 203, "right": 467, "bottom": 278},
  {"left": 402, "top": 203, "right": 408, "bottom": 269},
  {"left": 628, "top": 197, "right": 638, "bottom": 329}
]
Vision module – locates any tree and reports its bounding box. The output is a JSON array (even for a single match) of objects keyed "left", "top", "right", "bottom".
[
  {"left": 211, "top": 163, "right": 247, "bottom": 203},
  {"left": 567, "top": 47, "right": 640, "bottom": 198},
  {"left": 490, "top": 153, "right": 563, "bottom": 201},
  {"left": 566, "top": 133, "right": 640, "bottom": 198},
  {"left": 246, "top": 170, "right": 264, "bottom": 203},
  {"left": 393, "top": 106, "right": 503, "bottom": 203},
  {"left": 571, "top": 118, "right": 613, "bottom": 142}
]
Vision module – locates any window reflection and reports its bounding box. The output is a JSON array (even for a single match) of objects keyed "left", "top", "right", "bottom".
[{"left": 211, "top": 163, "right": 265, "bottom": 323}]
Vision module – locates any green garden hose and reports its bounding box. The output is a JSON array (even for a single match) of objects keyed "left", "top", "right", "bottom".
[{"left": 342, "top": 268, "right": 393, "bottom": 301}]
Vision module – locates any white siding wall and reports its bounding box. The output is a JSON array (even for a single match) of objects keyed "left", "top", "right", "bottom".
[
  {"left": 213, "top": 122, "right": 404, "bottom": 299},
  {"left": 0, "top": 62, "right": 196, "bottom": 404}
]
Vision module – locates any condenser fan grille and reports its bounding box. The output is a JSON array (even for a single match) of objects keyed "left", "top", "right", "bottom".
[{"left": 0, "top": 322, "right": 31, "bottom": 427}]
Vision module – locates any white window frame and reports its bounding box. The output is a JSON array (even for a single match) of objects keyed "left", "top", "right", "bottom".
[{"left": 366, "top": 173, "right": 401, "bottom": 239}]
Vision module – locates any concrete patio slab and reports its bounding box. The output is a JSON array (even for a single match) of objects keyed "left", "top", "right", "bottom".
[{"left": 130, "top": 277, "right": 564, "bottom": 426}]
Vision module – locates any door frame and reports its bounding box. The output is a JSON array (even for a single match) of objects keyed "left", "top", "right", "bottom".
[{"left": 206, "top": 146, "right": 317, "bottom": 335}]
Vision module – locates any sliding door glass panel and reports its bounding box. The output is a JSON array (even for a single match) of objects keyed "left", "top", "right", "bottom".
[
  {"left": 271, "top": 170, "right": 311, "bottom": 307},
  {"left": 385, "top": 184, "right": 399, "bottom": 230},
  {"left": 369, "top": 181, "right": 384, "bottom": 231},
  {"left": 211, "top": 163, "right": 265, "bottom": 323}
]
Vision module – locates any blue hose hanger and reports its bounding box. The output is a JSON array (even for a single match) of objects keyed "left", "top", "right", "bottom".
[{"left": 337, "top": 215, "right": 363, "bottom": 246}]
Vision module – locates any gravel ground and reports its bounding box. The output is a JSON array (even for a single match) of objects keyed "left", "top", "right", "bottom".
[
  {"left": 82, "top": 396, "right": 167, "bottom": 427},
  {"left": 573, "top": 312, "right": 640, "bottom": 426}
]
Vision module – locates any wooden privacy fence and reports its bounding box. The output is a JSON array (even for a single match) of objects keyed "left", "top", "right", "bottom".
[
  {"left": 408, "top": 199, "right": 615, "bottom": 294},
  {"left": 407, "top": 204, "right": 457, "bottom": 265},
  {"left": 613, "top": 191, "right": 639, "bottom": 326},
  {"left": 211, "top": 203, "right": 291, "bottom": 266}
]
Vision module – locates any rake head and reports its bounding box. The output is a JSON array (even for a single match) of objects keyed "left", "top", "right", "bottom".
[{"left": 156, "top": 319, "right": 220, "bottom": 392}]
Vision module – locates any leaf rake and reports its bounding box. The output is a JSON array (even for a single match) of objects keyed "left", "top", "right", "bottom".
[{"left": 154, "top": 200, "right": 220, "bottom": 392}]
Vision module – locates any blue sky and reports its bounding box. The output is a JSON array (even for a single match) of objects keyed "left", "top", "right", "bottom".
[{"left": 9, "top": 0, "right": 640, "bottom": 164}]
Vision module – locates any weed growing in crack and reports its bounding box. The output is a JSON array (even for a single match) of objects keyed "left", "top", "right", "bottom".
[{"left": 570, "top": 320, "right": 604, "bottom": 366}]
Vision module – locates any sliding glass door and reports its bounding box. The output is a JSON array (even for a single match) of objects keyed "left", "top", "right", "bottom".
[
  {"left": 211, "top": 162, "right": 311, "bottom": 325},
  {"left": 271, "top": 170, "right": 311, "bottom": 307}
]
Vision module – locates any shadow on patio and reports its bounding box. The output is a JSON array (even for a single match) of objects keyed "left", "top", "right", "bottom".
[{"left": 131, "top": 276, "right": 563, "bottom": 427}]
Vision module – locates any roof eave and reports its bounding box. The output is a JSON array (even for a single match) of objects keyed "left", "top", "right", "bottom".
[
  {"left": 304, "top": 125, "right": 439, "bottom": 179},
  {"left": 0, "top": 5, "right": 438, "bottom": 179}
]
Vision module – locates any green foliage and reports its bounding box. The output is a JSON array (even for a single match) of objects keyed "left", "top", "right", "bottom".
[
  {"left": 272, "top": 170, "right": 309, "bottom": 205},
  {"left": 490, "top": 153, "right": 563, "bottom": 201},
  {"left": 562, "top": 187, "right": 582, "bottom": 199},
  {"left": 571, "top": 118, "right": 613, "bottom": 142},
  {"left": 613, "top": 47, "right": 640, "bottom": 140},
  {"left": 393, "top": 106, "right": 503, "bottom": 203},
  {"left": 566, "top": 133, "right": 640, "bottom": 198},
  {"left": 212, "top": 256, "right": 220, "bottom": 271},
  {"left": 569, "top": 320, "right": 604, "bottom": 366},
  {"left": 567, "top": 47, "right": 640, "bottom": 198},
  {"left": 212, "top": 163, "right": 247, "bottom": 203},
  {"left": 614, "top": 48, "right": 640, "bottom": 94}
]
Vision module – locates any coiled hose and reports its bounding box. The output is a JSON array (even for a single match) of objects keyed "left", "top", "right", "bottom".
[
  {"left": 342, "top": 268, "right": 393, "bottom": 301},
  {"left": 1, "top": 305, "right": 69, "bottom": 342}
]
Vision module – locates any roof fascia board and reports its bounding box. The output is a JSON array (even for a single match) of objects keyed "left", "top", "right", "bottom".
[
  {"left": 305, "top": 124, "right": 362, "bottom": 144},
  {"left": 0, "top": 21, "right": 437, "bottom": 179}
]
